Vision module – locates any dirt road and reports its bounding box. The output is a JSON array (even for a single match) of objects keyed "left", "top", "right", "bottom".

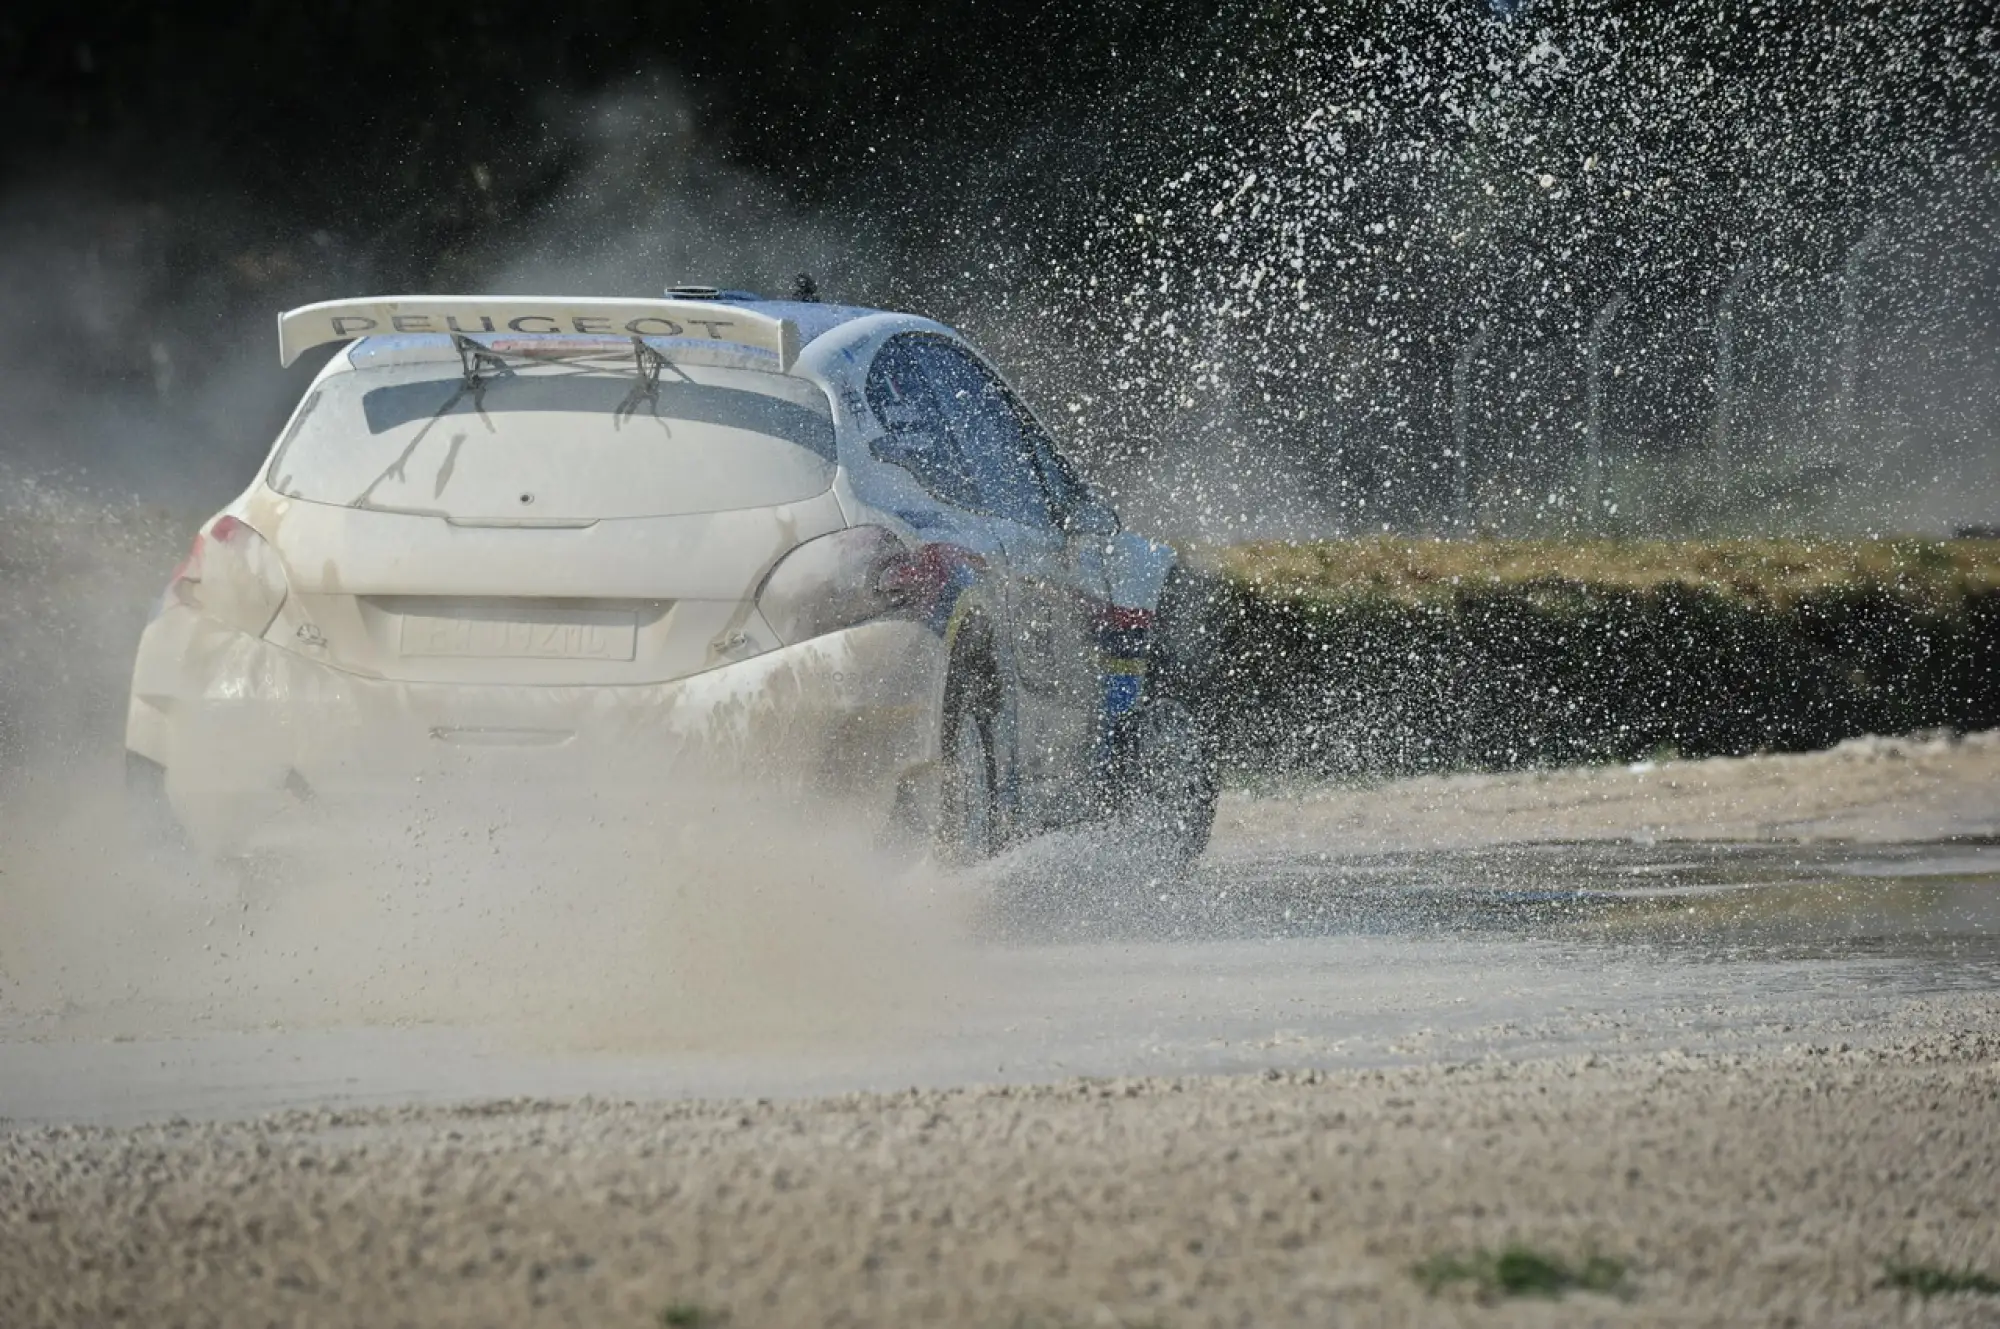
[
  {"left": 6, "top": 1024, "right": 1998, "bottom": 1328},
  {"left": 2, "top": 734, "right": 1998, "bottom": 1326}
]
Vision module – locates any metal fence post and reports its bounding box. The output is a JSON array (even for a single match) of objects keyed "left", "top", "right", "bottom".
[
  {"left": 1837, "top": 222, "right": 1885, "bottom": 456},
  {"left": 1712, "top": 262, "right": 1754, "bottom": 473},
  {"left": 1584, "top": 291, "right": 1627, "bottom": 524},
  {"left": 1451, "top": 320, "right": 1494, "bottom": 533}
]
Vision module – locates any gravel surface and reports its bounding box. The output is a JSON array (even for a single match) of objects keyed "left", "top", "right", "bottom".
[
  {"left": 5, "top": 1018, "right": 1999, "bottom": 1328},
  {"left": 4, "top": 597, "right": 1998, "bottom": 1329}
]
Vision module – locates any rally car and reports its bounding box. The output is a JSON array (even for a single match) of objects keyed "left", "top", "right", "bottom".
[{"left": 124, "top": 289, "right": 1219, "bottom": 865}]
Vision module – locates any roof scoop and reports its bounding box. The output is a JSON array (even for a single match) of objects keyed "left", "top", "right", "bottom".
[{"left": 666, "top": 285, "right": 769, "bottom": 303}]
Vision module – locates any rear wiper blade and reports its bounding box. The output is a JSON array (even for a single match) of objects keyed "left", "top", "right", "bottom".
[{"left": 453, "top": 333, "right": 518, "bottom": 391}]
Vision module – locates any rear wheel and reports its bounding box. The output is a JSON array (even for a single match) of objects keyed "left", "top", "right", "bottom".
[
  {"left": 125, "top": 751, "right": 260, "bottom": 897},
  {"left": 938, "top": 701, "right": 998, "bottom": 866},
  {"left": 936, "top": 644, "right": 1004, "bottom": 866},
  {"left": 1110, "top": 564, "right": 1226, "bottom": 871},
  {"left": 124, "top": 751, "right": 251, "bottom": 901}
]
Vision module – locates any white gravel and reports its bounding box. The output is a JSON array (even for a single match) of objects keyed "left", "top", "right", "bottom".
[
  {"left": 5, "top": 1020, "right": 1998, "bottom": 1328},
  {"left": 4, "top": 734, "right": 1998, "bottom": 1326}
]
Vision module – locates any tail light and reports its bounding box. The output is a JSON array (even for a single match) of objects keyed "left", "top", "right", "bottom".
[
  {"left": 166, "top": 515, "right": 289, "bottom": 638},
  {"left": 756, "top": 526, "right": 912, "bottom": 645},
  {"left": 756, "top": 527, "right": 986, "bottom": 645}
]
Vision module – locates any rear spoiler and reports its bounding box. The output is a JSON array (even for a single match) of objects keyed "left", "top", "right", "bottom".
[{"left": 277, "top": 296, "right": 802, "bottom": 370}]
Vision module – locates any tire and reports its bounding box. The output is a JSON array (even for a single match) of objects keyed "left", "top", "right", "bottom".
[
  {"left": 937, "top": 662, "right": 1001, "bottom": 867},
  {"left": 127, "top": 749, "right": 266, "bottom": 873},
  {"left": 1115, "top": 694, "right": 1218, "bottom": 868},
  {"left": 125, "top": 751, "right": 257, "bottom": 903},
  {"left": 1149, "top": 564, "right": 1230, "bottom": 730}
]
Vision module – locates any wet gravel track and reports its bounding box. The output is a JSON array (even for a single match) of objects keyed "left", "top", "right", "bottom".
[
  {"left": 2, "top": 736, "right": 1997, "bottom": 1327},
  {"left": 3, "top": 830, "right": 1995, "bottom": 1125}
]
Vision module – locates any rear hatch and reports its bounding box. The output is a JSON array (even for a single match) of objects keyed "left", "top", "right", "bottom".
[{"left": 251, "top": 350, "right": 842, "bottom": 685}]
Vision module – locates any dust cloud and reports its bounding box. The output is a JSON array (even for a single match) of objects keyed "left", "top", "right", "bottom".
[
  {"left": 0, "top": 483, "right": 972, "bottom": 1059},
  {"left": 0, "top": 756, "right": 975, "bottom": 1055},
  {"left": 0, "top": 85, "right": 970, "bottom": 1061},
  {"left": 0, "top": 503, "right": 981, "bottom": 1058}
]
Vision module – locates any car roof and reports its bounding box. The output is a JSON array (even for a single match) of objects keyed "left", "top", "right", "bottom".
[{"left": 721, "top": 297, "right": 883, "bottom": 348}]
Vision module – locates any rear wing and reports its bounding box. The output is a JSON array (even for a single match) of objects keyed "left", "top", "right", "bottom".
[{"left": 277, "top": 296, "right": 801, "bottom": 370}]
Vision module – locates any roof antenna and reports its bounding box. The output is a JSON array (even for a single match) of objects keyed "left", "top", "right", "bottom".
[{"left": 791, "top": 273, "right": 820, "bottom": 303}]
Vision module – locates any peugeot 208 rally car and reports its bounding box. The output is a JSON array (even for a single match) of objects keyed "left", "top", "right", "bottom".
[{"left": 125, "top": 291, "right": 1218, "bottom": 865}]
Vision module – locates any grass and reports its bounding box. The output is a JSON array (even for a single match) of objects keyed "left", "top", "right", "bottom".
[
  {"left": 1200, "top": 534, "right": 2000, "bottom": 775},
  {"left": 1881, "top": 1257, "right": 2000, "bottom": 1299},
  {"left": 1217, "top": 536, "right": 2000, "bottom": 608},
  {"left": 657, "top": 1305, "right": 727, "bottom": 1328},
  {"left": 1412, "top": 1245, "right": 1629, "bottom": 1301}
]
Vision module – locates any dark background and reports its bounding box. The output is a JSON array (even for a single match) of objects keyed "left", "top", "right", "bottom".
[
  {"left": 2, "top": 4, "right": 1170, "bottom": 195},
  {"left": 1, "top": 1, "right": 1994, "bottom": 533},
  {"left": 0, "top": 2, "right": 1201, "bottom": 292}
]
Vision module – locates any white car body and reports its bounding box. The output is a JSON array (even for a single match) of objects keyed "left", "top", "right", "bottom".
[{"left": 126, "top": 292, "right": 1204, "bottom": 858}]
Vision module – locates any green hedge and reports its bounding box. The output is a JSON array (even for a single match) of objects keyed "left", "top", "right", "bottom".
[{"left": 1202, "top": 540, "right": 2000, "bottom": 777}]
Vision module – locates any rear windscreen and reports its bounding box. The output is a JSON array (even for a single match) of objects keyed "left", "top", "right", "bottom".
[{"left": 266, "top": 359, "right": 836, "bottom": 520}]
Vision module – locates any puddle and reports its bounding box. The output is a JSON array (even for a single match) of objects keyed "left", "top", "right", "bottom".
[{"left": 990, "top": 839, "right": 2000, "bottom": 967}]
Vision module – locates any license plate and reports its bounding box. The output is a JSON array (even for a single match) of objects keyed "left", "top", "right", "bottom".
[{"left": 398, "top": 607, "right": 637, "bottom": 661}]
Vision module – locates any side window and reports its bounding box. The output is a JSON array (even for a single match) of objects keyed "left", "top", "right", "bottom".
[
  {"left": 1026, "top": 428, "right": 1098, "bottom": 523},
  {"left": 864, "top": 337, "right": 983, "bottom": 511},
  {"left": 915, "top": 343, "right": 1055, "bottom": 530}
]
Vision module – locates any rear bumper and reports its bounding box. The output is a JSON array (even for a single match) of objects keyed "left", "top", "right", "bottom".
[{"left": 128, "top": 607, "right": 946, "bottom": 843}]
